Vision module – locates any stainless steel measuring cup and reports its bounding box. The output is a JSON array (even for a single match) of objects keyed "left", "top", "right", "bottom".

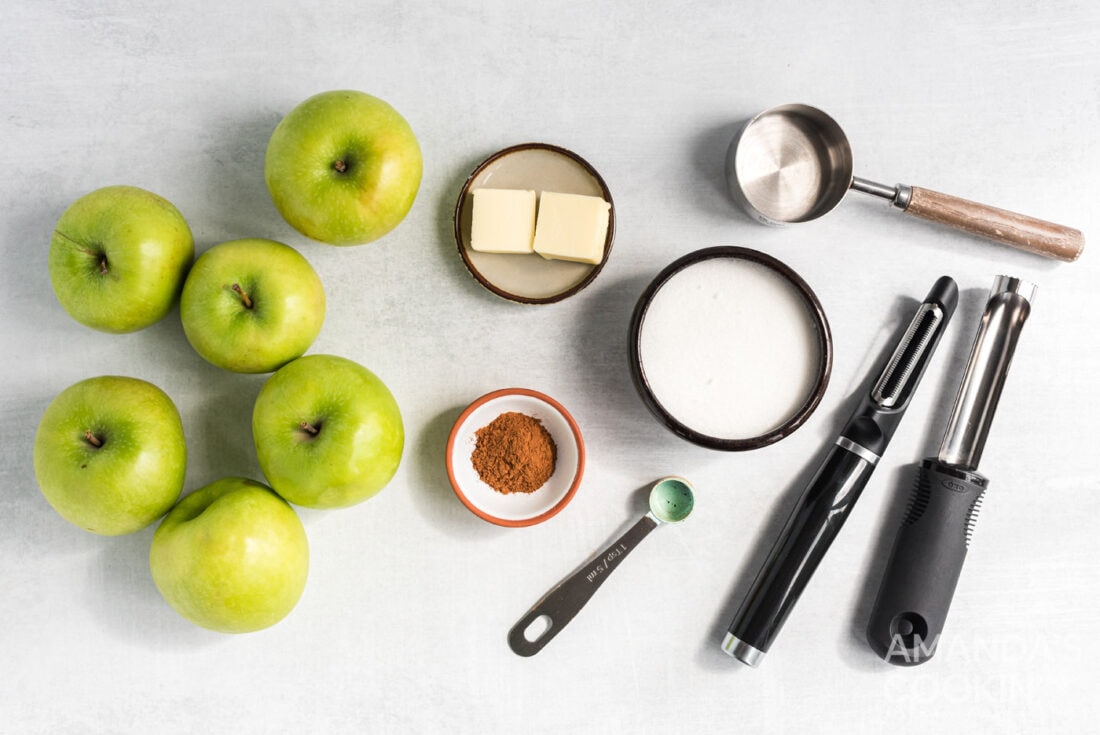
[{"left": 725, "top": 103, "right": 1084, "bottom": 262}]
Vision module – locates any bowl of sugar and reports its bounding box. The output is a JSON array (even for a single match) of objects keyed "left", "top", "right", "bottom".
[{"left": 629, "top": 247, "right": 832, "bottom": 451}]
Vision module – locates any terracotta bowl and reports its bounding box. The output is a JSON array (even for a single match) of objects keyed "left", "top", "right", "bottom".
[{"left": 446, "top": 388, "right": 585, "bottom": 527}]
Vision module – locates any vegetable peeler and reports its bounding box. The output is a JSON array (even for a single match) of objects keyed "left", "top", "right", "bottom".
[{"left": 866, "top": 275, "right": 1035, "bottom": 665}]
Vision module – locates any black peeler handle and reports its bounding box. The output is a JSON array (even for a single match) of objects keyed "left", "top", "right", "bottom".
[{"left": 866, "top": 458, "right": 987, "bottom": 665}]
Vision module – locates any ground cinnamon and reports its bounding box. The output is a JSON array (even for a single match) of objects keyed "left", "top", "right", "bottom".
[{"left": 471, "top": 412, "right": 557, "bottom": 494}]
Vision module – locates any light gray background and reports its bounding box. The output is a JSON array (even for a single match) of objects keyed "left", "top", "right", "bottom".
[{"left": 3, "top": 2, "right": 1097, "bottom": 733}]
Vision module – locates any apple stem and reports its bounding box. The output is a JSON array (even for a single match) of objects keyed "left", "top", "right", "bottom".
[
  {"left": 54, "top": 231, "right": 109, "bottom": 276},
  {"left": 83, "top": 429, "right": 103, "bottom": 448},
  {"left": 333, "top": 159, "right": 348, "bottom": 174},
  {"left": 231, "top": 283, "right": 254, "bottom": 309},
  {"left": 78, "top": 249, "right": 109, "bottom": 275},
  {"left": 299, "top": 421, "right": 320, "bottom": 436}
]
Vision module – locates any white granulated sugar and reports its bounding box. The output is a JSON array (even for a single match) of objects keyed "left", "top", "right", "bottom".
[{"left": 638, "top": 257, "right": 822, "bottom": 440}]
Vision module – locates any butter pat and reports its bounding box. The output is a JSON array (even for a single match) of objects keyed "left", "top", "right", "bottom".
[
  {"left": 470, "top": 188, "right": 537, "bottom": 254},
  {"left": 532, "top": 191, "right": 610, "bottom": 265}
]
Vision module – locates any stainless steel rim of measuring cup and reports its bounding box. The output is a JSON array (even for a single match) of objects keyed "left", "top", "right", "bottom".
[{"left": 725, "top": 103, "right": 854, "bottom": 225}]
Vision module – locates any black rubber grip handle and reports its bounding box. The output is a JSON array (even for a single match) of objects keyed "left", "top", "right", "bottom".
[{"left": 866, "top": 458, "right": 987, "bottom": 665}]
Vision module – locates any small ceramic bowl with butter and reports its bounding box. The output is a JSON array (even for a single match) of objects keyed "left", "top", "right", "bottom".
[
  {"left": 446, "top": 388, "right": 585, "bottom": 527},
  {"left": 453, "top": 143, "right": 615, "bottom": 304}
]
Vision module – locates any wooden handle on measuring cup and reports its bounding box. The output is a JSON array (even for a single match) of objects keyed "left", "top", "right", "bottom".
[{"left": 903, "top": 186, "right": 1084, "bottom": 262}]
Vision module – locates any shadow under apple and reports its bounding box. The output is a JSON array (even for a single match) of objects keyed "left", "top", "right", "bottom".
[
  {"left": 84, "top": 526, "right": 227, "bottom": 649},
  {"left": 1, "top": 389, "right": 108, "bottom": 559},
  {"left": 188, "top": 107, "right": 289, "bottom": 246},
  {"left": 182, "top": 368, "right": 267, "bottom": 494},
  {"left": 1, "top": 186, "right": 70, "bottom": 329}
]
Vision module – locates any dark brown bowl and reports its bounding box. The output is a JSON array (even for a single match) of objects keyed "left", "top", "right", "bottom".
[
  {"left": 453, "top": 143, "right": 615, "bottom": 304},
  {"left": 629, "top": 246, "right": 832, "bottom": 451}
]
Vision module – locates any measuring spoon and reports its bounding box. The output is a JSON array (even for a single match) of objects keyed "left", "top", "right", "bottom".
[{"left": 507, "top": 476, "right": 695, "bottom": 656}]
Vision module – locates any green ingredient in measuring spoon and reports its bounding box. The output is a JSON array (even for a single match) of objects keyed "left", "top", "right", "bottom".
[{"left": 650, "top": 478, "right": 695, "bottom": 523}]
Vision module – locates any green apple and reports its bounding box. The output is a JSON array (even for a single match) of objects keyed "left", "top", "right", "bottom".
[
  {"left": 252, "top": 354, "right": 403, "bottom": 509},
  {"left": 179, "top": 238, "right": 325, "bottom": 373},
  {"left": 264, "top": 90, "right": 422, "bottom": 246},
  {"left": 149, "top": 477, "right": 309, "bottom": 634},
  {"left": 49, "top": 185, "right": 194, "bottom": 333},
  {"left": 33, "top": 375, "right": 186, "bottom": 535}
]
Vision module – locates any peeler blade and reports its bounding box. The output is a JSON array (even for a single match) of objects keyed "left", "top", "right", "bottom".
[
  {"left": 872, "top": 302, "right": 946, "bottom": 409},
  {"left": 870, "top": 276, "right": 957, "bottom": 411}
]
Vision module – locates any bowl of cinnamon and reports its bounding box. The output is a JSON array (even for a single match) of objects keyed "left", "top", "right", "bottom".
[{"left": 446, "top": 388, "right": 585, "bottom": 527}]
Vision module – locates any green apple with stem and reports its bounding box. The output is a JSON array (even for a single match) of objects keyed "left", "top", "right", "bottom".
[
  {"left": 253, "top": 354, "right": 404, "bottom": 509},
  {"left": 180, "top": 238, "right": 325, "bottom": 373},
  {"left": 49, "top": 185, "right": 194, "bottom": 333},
  {"left": 33, "top": 375, "right": 186, "bottom": 535},
  {"left": 150, "top": 477, "right": 309, "bottom": 634},
  {"left": 264, "top": 90, "right": 422, "bottom": 246}
]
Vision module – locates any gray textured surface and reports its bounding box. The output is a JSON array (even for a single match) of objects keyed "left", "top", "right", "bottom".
[{"left": 2, "top": 2, "right": 1097, "bottom": 732}]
